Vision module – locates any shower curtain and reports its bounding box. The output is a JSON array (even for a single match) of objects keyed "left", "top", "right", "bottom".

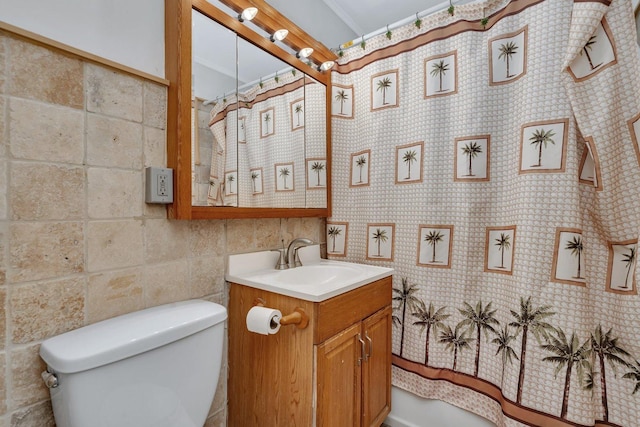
[
  {"left": 207, "top": 72, "right": 327, "bottom": 208},
  {"left": 328, "top": 0, "right": 640, "bottom": 425}
]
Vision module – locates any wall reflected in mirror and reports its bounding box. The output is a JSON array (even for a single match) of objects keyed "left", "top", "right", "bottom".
[{"left": 191, "top": 8, "right": 327, "bottom": 209}]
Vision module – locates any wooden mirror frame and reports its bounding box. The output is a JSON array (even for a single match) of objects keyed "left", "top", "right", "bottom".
[{"left": 165, "top": 0, "right": 336, "bottom": 219}]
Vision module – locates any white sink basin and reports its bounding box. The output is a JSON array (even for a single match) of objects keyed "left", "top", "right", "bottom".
[
  {"left": 251, "top": 263, "right": 364, "bottom": 286},
  {"left": 226, "top": 248, "right": 393, "bottom": 302}
]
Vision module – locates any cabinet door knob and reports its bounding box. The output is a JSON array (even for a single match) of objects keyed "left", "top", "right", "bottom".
[
  {"left": 358, "top": 333, "right": 366, "bottom": 365},
  {"left": 365, "top": 331, "right": 373, "bottom": 360}
]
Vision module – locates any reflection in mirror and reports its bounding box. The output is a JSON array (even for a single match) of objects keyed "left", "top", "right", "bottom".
[
  {"left": 167, "top": 0, "right": 335, "bottom": 218},
  {"left": 228, "top": 36, "right": 303, "bottom": 208},
  {"left": 189, "top": 3, "right": 328, "bottom": 211},
  {"left": 191, "top": 9, "right": 237, "bottom": 206},
  {"left": 304, "top": 74, "right": 327, "bottom": 208}
]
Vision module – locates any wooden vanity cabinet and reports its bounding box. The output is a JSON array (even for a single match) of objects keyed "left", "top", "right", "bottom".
[
  {"left": 316, "top": 305, "right": 392, "bottom": 427},
  {"left": 228, "top": 276, "right": 392, "bottom": 427}
]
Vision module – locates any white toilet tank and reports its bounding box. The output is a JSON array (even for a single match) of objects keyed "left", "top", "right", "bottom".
[{"left": 40, "top": 299, "right": 227, "bottom": 427}]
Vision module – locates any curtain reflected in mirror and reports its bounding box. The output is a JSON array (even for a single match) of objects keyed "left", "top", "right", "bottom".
[
  {"left": 304, "top": 74, "right": 327, "bottom": 209},
  {"left": 192, "top": 8, "right": 237, "bottom": 206},
  {"left": 191, "top": 9, "right": 327, "bottom": 208}
]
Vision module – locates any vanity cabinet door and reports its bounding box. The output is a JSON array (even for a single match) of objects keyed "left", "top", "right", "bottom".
[
  {"left": 315, "top": 305, "right": 392, "bottom": 427},
  {"left": 316, "top": 322, "right": 362, "bottom": 427},
  {"left": 361, "top": 306, "right": 392, "bottom": 427}
]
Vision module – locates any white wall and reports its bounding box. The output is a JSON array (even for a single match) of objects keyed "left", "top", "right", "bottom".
[{"left": 0, "top": 0, "right": 164, "bottom": 77}]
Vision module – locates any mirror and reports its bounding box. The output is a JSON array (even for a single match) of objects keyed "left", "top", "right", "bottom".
[{"left": 166, "top": 0, "right": 334, "bottom": 219}]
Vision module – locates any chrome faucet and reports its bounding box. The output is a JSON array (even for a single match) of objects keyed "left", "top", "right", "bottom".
[{"left": 286, "top": 237, "right": 314, "bottom": 269}]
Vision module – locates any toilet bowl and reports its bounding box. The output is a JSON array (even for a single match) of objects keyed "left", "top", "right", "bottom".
[{"left": 39, "top": 299, "right": 227, "bottom": 427}]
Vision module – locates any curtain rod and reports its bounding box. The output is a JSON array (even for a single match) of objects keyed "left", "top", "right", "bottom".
[
  {"left": 338, "top": 0, "right": 481, "bottom": 51},
  {"left": 203, "top": 65, "right": 296, "bottom": 105}
]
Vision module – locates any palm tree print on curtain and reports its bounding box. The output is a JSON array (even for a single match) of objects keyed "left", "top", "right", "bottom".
[
  {"left": 498, "top": 41, "right": 518, "bottom": 78},
  {"left": 568, "top": 20, "right": 617, "bottom": 81},
  {"left": 327, "top": 225, "right": 343, "bottom": 254},
  {"left": 356, "top": 156, "right": 367, "bottom": 182},
  {"left": 438, "top": 323, "right": 473, "bottom": 372},
  {"left": 372, "top": 230, "right": 386, "bottom": 257},
  {"left": 418, "top": 226, "right": 452, "bottom": 268},
  {"left": 552, "top": 229, "right": 586, "bottom": 286},
  {"left": 291, "top": 99, "right": 304, "bottom": 130},
  {"left": 274, "top": 163, "right": 294, "bottom": 192},
  {"left": 606, "top": 241, "right": 638, "bottom": 293},
  {"left": 412, "top": 300, "right": 449, "bottom": 365},
  {"left": 424, "top": 230, "right": 443, "bottom": 263},
  {"left": 581, "top": 35, "right": 603, "bottom": 70},
  {"left": 332, "top": 86, "right": 353, "bottom": 118},
  {"left": 402, "top": 150, "right": 416, "bottom": 179},
  {"left": 425, "top": 52, "right": 457, "bottom": 98},
  {"left": 455, "top": 136, "right": 490, "bottom": 181},
  {"left": 462, "top": 142, "right": 481, "bottom": 176},
  {"left": 495, "top": 233, "right": 510, "bottom": 268},
  {"left": 485, "top": 227, "right": 515, "bottom": 274},
  {"left": 238, "top": 116, "right": 246, "bottom": 143},
  {"left": 566, "top": 236, "right": 584, "bottom": 279},
  {"left": 307, "top": 160, "right": 326, "bottom": 188},
  {"left": 459, "top": 301, "right": 499, "bottom": 377},
  {"left": 260, "top": 108, "right": 275, "bottom": 138},
  {"left": 367, "top": 224, "right": 394, "bottom": 261},
  {"left": 620, "top": 247, "right": 636, "bottom": 289},
  {"left": 623, "top": 360, "right": 640, "bottom": 395},
  {"left": 509, "top": 296, "right": 555, "bottom": 405},
  {"left": 350, "top": 150, "right": 370, "bottom": 186},
  {"left": 431, "top": 60, "right": 449, "bottom": 92},
  {"left": 396, "top": 142, "right": 423, "bottom": 183},
  {"left": 520, "top": 120, "right": 568, "bottom": 173},
  {"left": 492, "top": 325, "right": 519, "bottom": 386},
  {"left": 225, "top": 171, "right": 237, "bottom": 195},
  {"left": 590, "top": 325, "right": 631, "bottom": 422},
  {"left": 250, "top": 169, "right": 261, "bottom": 194},
  {"left": 371, "top": 70, "right": 398, "bottom": 110},
  {"left": 392, "top": 278, "right": 420, "bottom": 357},
  {"left": 528, "top": 128, "right": 555, "bottom": 167},
  {"left": 541, "top": 328, "right": 591, "bottom": 419},
  {"left": 377, "top": 77, "right": 392, "bottom": 105},
  {"left": 335, "top": 89, "right": 348, "bottom": 114},
  {"left": 279, "top": 168, "right": 290, "bottom": 189},
  {"left": 392, "top": 294, "right": 640, "bottom": 424},
  {"left": 489, "top": 27, "right": 527, "bottom": 85}
]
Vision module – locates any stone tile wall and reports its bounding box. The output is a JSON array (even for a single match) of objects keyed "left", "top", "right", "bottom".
[{"left": 0, "top": 30, "right": 325, "bottom": 427}]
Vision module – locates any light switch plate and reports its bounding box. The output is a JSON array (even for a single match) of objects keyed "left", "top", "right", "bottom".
[{"left": 145, "top": 167, "right": 173, "bottom": 204}]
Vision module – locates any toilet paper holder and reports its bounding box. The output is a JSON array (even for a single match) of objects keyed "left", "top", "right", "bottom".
[{"left": 253, "top": 298, "right": 309, "bottom": 329}]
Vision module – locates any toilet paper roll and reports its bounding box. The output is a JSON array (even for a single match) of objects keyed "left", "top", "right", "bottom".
[{"left": 246, "top": 306, "right": 282, "bottom": 335}]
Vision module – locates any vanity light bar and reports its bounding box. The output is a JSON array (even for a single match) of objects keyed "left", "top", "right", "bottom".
[{"left": 220, "top": 0, "right": 337, "bottom": 71}]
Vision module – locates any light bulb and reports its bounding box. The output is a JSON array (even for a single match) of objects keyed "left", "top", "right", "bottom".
[
  {"left": 318, "top": 61, "right": 335, "bottom": 72},
  {"left": 271, "top": 29, "right": 288, "bottom": 42},
  {"left": 239, "top": 7, "right": 258, "bottom": 22},
  {"left": 297, "top": 47, "right": 314, "bottom": 59}
]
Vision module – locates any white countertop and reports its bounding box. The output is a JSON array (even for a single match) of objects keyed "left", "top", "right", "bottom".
[{"left": 226, "top": 247, "right": 393, "bottom": 302}]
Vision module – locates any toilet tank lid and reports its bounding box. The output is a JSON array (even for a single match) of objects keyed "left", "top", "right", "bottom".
[{"left": 40, "top": 299, "right": 227, "bottom": 374}]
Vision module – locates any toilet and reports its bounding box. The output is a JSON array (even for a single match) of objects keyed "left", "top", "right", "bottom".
[{"left": 39, "top": 299, "right": 227, "bottom": 427}]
